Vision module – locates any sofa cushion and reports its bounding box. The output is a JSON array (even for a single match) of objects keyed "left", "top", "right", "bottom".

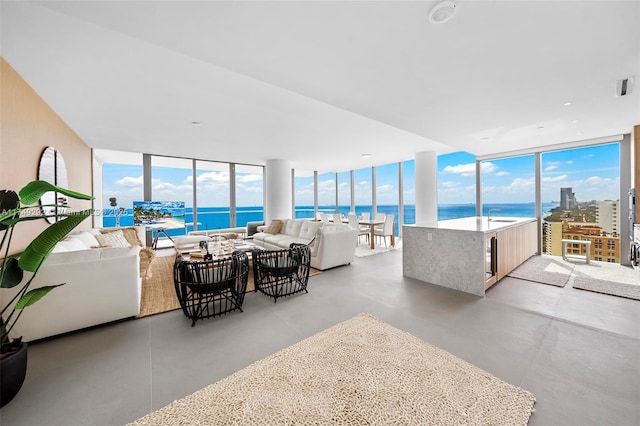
[
  {"left": 282, "top": 219, "right": 304, "bottom": 237},
  {"left": 73, "top": 231, "right": 101, "bottom": 249},
  {"left": 263, "top": 234, "right": 296, "bottom": 246},
  {"left": 100, "top": 227, "right": 143, "bottom": 247},
  {"left": 298, "top": 221, "right": 322, "bottom": 241},
  {"left": 263, "top": 220, "right": 284, "bottom": 234},
  {"left": 57, "top": 237, "right": 90, "bottom": 252},
  {"left": 95, "top": 230, "right": 130, "bottom": 248}
]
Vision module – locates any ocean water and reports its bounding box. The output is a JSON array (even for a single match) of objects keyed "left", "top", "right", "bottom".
[{"left": 103, "top": 203, "right": 557, "bottom": 237}]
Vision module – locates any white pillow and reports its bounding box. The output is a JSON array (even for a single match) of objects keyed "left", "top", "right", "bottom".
[
  {"left": 57, "top": 237, "right": 89, "bottom": 252},
  {"left": 51, "top": 244, "right": 69, "bottom": 253},
  {"left": 95, "top": 230, "right": 130, "bottom": 248},
  {"left": 73, "top": 231, "right": 101, "bottom": 248}
]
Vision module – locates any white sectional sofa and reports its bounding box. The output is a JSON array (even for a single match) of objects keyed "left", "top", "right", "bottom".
[
  {"left": 1, "top": 228, "right": 144, "bottom": 342},
  {"left": 252, "top": 219, "right": 358, "bottom": 270}
]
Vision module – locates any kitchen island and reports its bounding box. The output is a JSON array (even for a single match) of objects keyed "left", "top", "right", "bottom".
[{"left": 403, "top": 216, "right": 538, "bottom": 296}]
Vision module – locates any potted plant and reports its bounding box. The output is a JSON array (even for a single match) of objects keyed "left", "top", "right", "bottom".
[{"left": 0, "top": 180, "right": 92, "bottom": 407}]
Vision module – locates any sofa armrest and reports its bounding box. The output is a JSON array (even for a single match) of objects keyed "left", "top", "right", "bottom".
[{"left": 312, "top": 226, "right": 358, "bottom": 270}]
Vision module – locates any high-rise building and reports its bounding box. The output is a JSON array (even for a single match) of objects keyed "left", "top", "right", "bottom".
[
  {"left": 596, "top": 200, "right": 619, "bottom": 235},
  {"left": 560, "top": 187, "right": 576, "bottom": 210},
  {"left": 563, "top": 225, "right": 620, "bottom": 263}
]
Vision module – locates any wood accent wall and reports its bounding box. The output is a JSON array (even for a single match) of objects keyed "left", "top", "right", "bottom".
[
  {"left": 0, "top": 58, "right": 93, "bottom": 252},
  {"left": 496, "top": 220, "right": 538, "bottom": 281}
]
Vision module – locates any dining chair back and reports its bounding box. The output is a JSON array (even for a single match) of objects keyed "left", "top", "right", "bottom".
[
  {"left": 360, "top": 212, "right": 370, "bottom": 221},
  {"left": 332, "top": 213, "right": 343, "bottom": 224},
  {"left": 319, "top": 213, "right": 329, "bottom": 222},
  {"left": 374, "top": 214, "right": 395, "bottom": 248},
  {"left": 349, "top": 213, "right": 370, "bottom": 245}
]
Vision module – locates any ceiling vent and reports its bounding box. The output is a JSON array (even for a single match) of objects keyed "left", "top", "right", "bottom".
[{"left": 616, "top": 77, "right": 634, "bottom": 97}]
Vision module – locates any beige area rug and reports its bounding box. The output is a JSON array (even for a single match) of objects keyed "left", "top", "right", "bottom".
[
  {"left": 128, "top": 313, "right": 536, "bottom": 425},
  {"left": 137, "top": 256, "right": 321, "bottom": 318},
  {"left": 572, "top": 262, "right": 640, "bottom": 301},
  {"left": 355, "top": 237, "right": 402, "bottom": 258},
  {"left": 507, "top": 255, "right": 575, "bottom": 287}
]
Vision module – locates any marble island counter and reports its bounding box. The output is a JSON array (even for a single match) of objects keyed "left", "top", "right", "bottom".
[
  {"left": 403, "top": 216, "right": 538, "bottom": 296},
  {"left": 431, "top": 216, "right": 536, "bottom": 232}
]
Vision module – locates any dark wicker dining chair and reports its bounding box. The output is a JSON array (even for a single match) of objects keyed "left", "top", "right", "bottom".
[
  {"left": 252, "top": 243, "right": 311, "bottom": 303},
  {"left": 173, "top": 250, "right": 249, "bottom": 326}
]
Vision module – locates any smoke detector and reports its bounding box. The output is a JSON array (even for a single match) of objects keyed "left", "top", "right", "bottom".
[
  {"left": 429, "top": 1, "right": 457, "bottom": 24},
  {"left": 616, "top": 77, "right": 634, "bottom": 97}
]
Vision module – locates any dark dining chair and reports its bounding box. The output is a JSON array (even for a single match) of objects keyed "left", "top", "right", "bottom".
[
  {"left": 173, "top": 250, "right": 249, "bottom": 326},
  {"left": 252, "top": 243, "right": 311, "bottom": 302}
]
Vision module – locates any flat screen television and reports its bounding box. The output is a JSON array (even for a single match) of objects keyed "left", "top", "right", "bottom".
[{"left": 133, "top": 201, "right": 185, "bottom": 230}]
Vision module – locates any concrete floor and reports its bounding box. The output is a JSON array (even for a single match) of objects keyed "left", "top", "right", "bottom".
[{"left": 1, "top": 250, "right": 639, "bottom": 426}]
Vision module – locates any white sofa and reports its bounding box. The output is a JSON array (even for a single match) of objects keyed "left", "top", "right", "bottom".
[
  {"left": 1, "top": 229, "right": 143, "bottom": 342},
  {"left": 252, "top": 219, "right": 358, "bottom": 270}
]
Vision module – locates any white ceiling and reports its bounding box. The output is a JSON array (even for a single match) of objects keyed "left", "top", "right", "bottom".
[{"left": 2, "top": 1, "right": 639, "bottom": 173}]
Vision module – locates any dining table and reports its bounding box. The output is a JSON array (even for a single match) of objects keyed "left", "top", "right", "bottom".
[
  {"left": 324, "top": 217, "right": 394, "bottom": 249},
  {"left": 357, "top": 219, "right": 392, "bottom": 250}
]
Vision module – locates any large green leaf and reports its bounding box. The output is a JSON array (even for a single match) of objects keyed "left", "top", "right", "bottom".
[
  {"left": 0, "top": 258, "right": 23, "bottom": 288},
  {"left": 18, "top": 180, "right": 92, "bottom": 206},
  {"left": 0, "top": 190, "right": 20, "bottom": 231},
  {"left": 18, "top": 209, "right": 92, "bottom": 272},
  {"left": 15, "top": 284, "right": 64, "bottom": 310}
]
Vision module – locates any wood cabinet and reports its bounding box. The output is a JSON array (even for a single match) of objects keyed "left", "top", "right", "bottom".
[{"left": 495, "top": 220, "right": 538, "bottom": 282}]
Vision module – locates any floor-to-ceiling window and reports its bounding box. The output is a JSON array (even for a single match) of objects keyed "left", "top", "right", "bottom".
[
  {"left": 294, "top": 170, "right": 315, "bottom": 219},
  {"left": 480, "top": 154, "right": 536, "bottom": 218},
  {"left": 149, "top": 156, "right": 193, "bottom": 239},
  {"left": 438, "top": 151, "right": 477, "bottom": 220},
  {"left": 317, "top": 172, "right": 336, "bottom": 215},
  {"left": 376, "top": 163, "right": 399, "bottom": 235},
  {"left": 337, "top": 171, "right": 351, "bottom": 215},
  {"left": 194, "top": 160, "right": 230, "bottom": 232},
  {"left": 541, "top": 143, "right": 620, "bottom": 262},
  {"left": 95, "top": 150, "right": 143, "bottom": 228},
  {"left": 402, "top": 160, "right": 415, "bottom": 225},
  {"left": 235, "top": 164, "right": 264, "bottom": 227},
  {"left": 353, "top": 167, "right": 372, "bottom": 218}
]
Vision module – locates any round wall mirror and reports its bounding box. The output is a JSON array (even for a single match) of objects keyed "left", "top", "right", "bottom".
[{"left": 38, "top": 146, "right": 69, "bottom": 224}]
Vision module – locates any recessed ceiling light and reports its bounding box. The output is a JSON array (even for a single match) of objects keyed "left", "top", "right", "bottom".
[
  {"left": 570, "top": 119, "right": 578, "bottom": 124},
  {"left": 429, "top": 1, "right": 457, "bottom": 24},
  {"left": 191, "top": 121, "right": 202, "bottom": 127},
  {"left": 563, "top": 102, "right": 573, "bottom": 106},
  {"left": 361, "top": 154, "right": 372, "bottom": 159},
  {"left": 537, "top": 126, "right": 544, "bottom": 129},
  {"left": 480, "top": 137, "right": 490, "bottom": 141}
]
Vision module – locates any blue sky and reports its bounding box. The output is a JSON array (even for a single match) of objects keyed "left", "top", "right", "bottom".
[{"left": 103, "top": 142, "right": 620, "bottom": 209}]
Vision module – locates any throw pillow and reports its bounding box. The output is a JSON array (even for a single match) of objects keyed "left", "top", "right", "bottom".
[
  {"left": 100, "top": 227, "right": 143, "bottom": 247},
  {"left": 95, "top": 230, "right": 130, "bottom": 248},
  {"left": 264, "top": 220, "right": 283, "bottom": 234},
  {"left": 73, "top": 231, "right": 101, "bottom": 248}
]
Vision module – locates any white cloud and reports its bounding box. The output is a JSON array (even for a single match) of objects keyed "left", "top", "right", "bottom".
[
  {"left": 508, "top": 177, "right": 535, "bottom": 188},
  {"left": 544, "top": 165, "right": 558, "bottom": 171},
  {"left": 443, "top": 162, "right": 495, "bottom": 177},
  {"left": 196, "top": 171, "right": 229, "bottom": 184},
  {"left": 441, "top": 181, "right": 459, "bottom": 189},
  {"left": 237, "top": 174, "right": 262, "bottom": 183},
  {"left": 376, "top": 184, "right": 395, "bottom": 193},
  {"left": 542, "top": 174, "right": 568, "bottom": 183},
  {"left": 115, "top": 175, "right": 143, "bottom": 187},
  {"left": 495, "top": 171, "right": 509, "bottom": 176}
]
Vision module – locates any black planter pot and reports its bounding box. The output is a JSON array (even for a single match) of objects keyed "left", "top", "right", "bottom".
[{"left": 0, "top": 342, "right": 28, "bottom": 408}]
